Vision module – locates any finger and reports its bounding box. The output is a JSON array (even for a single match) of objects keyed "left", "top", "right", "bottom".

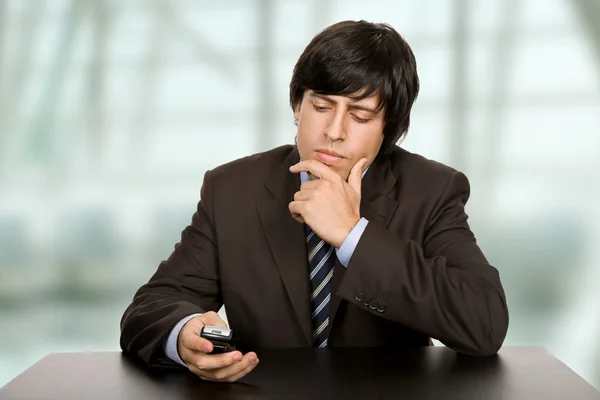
[
  {"left": 189, "top": 365, "right": 225, "bottom": 382},
  {"left": 199, "top": 311, "right": 228, "bottom": 329},
  {"left": 293, "top": 190, "right": 313, "bottom": 202},
  {"left": 181, "top": 330, "right": 214, "bottom": 354},
  {"left": 288, "top": 201, "right": 307, "bottom": 218},
  {"left": 348, "top": 157, "right": 368, "bottom": 194},
  {"left": 188, "top": 364, "right": 213, "bottom": 380},
  {"left": 290, "top": 160, "right": 339, "bottom": 182},
  {"left": 300, "top": 179, "right": 321, "bottom": 191},
  {"left": 192, "top": 350, "right": 244, "bottom": 371},
  {"left": 224, "top": 357, "right": 259, "bottom": 383},
  {"left": 289, "top": 201, "right": 307, "bottom": 224},
  {"left": 204, "top": 352, "right": 259, "bottom": 382}
]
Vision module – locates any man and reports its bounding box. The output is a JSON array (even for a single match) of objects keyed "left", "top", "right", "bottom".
[{"left": 120, "top": 20, "right": 509, "bottom": 383}]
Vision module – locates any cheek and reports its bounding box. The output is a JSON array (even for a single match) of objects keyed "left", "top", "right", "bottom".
[
  {"left": 296, "top": 124, "right": 319, "bottom": 159},
  {"left": 352, "top": 128, "right": 384, "bottom": 156},
  {"left": 297, "top": 119, "right": 322, "bottom": 144}
]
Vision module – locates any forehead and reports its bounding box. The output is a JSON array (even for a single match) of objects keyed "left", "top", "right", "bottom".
[{"left": 308, "top": 90, "right": 381, "bottom": 106}]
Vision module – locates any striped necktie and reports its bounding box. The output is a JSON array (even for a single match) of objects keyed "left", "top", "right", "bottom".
[{"left": 304, "top": 224, "right": 335, "bottom": 347}]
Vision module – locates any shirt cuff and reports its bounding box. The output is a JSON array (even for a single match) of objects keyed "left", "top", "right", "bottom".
[
  {"left": 335, "top": 217, "right": 369, "bottom": 267},
  {"left": 163, "top": 313, "right": 203, "bottom": 367}
]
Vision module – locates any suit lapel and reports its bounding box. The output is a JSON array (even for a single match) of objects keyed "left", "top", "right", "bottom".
[
  {"left": 256, "top": 148, "right": 400, "bottom": 345},
  {"left": 256, "top": 148, "right": 313, "bottom": 345},
  {"left": 329, "top": 153, "right": 399, "bottom": 324}
]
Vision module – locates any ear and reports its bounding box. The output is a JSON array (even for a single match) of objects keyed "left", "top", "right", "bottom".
[{"left": 293, "top": 103, "right": 301, "bottom": 122}]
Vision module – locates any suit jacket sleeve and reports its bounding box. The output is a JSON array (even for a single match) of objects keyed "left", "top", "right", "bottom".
[
  {"left": 337, "top": 171, "right": 509, "bottom": 356},
  {"left": 119, "top": 170, "right": 222, "bottom": 367}
]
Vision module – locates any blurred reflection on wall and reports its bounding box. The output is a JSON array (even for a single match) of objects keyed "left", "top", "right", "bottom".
[{"left": 1, "top": 0, "right": 599, "bottom": 389}]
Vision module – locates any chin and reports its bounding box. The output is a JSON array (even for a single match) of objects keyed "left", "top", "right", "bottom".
[{"left": 332, "top": 168, "right": 350, "bottom": 180}]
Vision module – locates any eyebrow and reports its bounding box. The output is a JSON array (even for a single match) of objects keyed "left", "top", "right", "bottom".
[{"left": 310, "top": 93, "right": 380, "bottom": 114}]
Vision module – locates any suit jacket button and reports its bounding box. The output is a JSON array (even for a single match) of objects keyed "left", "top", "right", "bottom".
[
  {"left": 363, "top": 295, "right": 373, "bottom": 306},
  {"left": 369, "top": 300, "right": 377, "bottom": 310},
  {"left": 354, "top": 291, "right": 365, "bottom": 302},
  {"left": 376, "top": 303, "right": 387, "bottom": 313}
]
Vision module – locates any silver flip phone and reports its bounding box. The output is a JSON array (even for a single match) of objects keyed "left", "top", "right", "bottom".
[{"left": 200, "top": 326, "right": 236, "bottom": 353}]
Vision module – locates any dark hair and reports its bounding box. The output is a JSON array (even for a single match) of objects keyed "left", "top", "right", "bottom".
[{"left": 290, "top": 20, "right": 420, "bottom": 154}]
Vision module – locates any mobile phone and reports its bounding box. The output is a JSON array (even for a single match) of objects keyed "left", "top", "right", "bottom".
[{"left": 200, "top": 326, "right": 236, "bottom": 354}]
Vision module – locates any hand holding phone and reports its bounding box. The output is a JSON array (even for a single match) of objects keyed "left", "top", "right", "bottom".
[{"left": 177, "top": 312, "right": 258, "bottom": 383}]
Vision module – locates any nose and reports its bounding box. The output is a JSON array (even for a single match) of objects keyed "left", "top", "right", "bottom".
[{"left": 324, "top": 111, "right": 346, "bottom": 141}]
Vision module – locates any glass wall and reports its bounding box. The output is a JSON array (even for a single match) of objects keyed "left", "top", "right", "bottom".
[{"left": 1, "top": 0, "right": 599, "bottom": 389}]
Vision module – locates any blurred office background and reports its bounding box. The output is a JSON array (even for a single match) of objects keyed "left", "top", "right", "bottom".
[{"left": 1, "top": 0, "right": 599, "bottom": 389}]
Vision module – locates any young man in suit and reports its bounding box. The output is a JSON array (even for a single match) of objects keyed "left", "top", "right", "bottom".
[{"left": 120, "top": 20, "right": 509, "bottom": 383}]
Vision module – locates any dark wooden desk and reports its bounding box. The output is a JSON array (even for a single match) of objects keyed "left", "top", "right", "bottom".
[{"left": 1, "top": 347, "right": 599, "bottom": 399}]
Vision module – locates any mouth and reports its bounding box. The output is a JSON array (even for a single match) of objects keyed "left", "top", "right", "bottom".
[{"left": 314, "top": 149, "right": 345, "bottom": 165}]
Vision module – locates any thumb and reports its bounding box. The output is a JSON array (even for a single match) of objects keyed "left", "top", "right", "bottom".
[{"left": 348, "top": 158, "right": 368, "bottom": 195}]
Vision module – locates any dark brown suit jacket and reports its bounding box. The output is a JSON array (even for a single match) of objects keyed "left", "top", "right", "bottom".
[{"left": 120, "top": 145, "right": 509, "bottom": 367}]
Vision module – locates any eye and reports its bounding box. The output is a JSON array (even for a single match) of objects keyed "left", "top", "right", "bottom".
[
  {"left": 313, "top": 104, "right": 329, "bottom": 112},
  {"left": 353, "top": 115, "right": 370, "bottom": 123}
]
